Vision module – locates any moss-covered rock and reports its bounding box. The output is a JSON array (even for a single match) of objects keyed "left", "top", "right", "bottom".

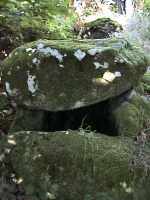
[
  {"left": 76, "top": 18, "right": 122, "bottom": 39},
  {"left": 0, "top": 131, "right": 149, "bottom": 200},
  {"left": 9, "top": 108, "right": 45, "bottom": 132},
  {"left": 1, "top": 38, "right": 148, "bottom": 111},
  {"left": 111, "top": 91, "right": 150, "bottom": 137}
]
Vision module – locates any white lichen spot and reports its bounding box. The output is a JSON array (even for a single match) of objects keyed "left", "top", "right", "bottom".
[
  {"left": 114, "top": 57, "right": 120, "bottom": 63},
  {"left": 38, "top": 47, "right": 50, "bottom": 54},
  {"left": 32, "top": 57, "right": 40, "bottom": 65},
  {"left": 74, "top": 49, "right": 86, "bottom": 61},
  {"left": 32, "top": 58, "right": 38, "bottom": 64},
  {"left": 119, "top": 58, "right": 124, "bottom": 63},
  {"left": 93, "top": 62, "right": 101, "bottom": 69},
  {"left": 50, "top": 48, "right": 64, "bottom": 62},
  {"left": 83, "top": 34, "right": 88, "bottom": 38},
  {"left": 87, "top": 48, "right": 98, "bottom": 56},
  {"left": 120, "top": 182, "right": 132, "bottom": 194},
  {"left": 5, "top": 82, "right": 12, "bottom": 95},
  {"left": 14, "top": 52, "right": 18, "bottom": 56},
  {"left": 33, "top": 154, "right": 42, "bottom": 160},
  {"left": 114, "top": 71, "right": 122, "bottom": 77},
  {"left": 16, "top": 66, "right": 20, "bottom": 70},
  {"left": 37, "top": 43, "right": 45, "bottom": 49},
  {"left": 4, "top": 148, "right": 11, "bottom": 154},
  {"left": 46, "top": 192, "right": 56, "bottom": 199},
  {"left": 103, "top": 62, "right": 109, "bottom": 69},
  {"left": 38, "top": 47, "right": 64, "bottom": 62},
  {"left": 8, "top": 139, "right": 16, "bottom": 145},
  {"left": 103, "top": 71, "right": 116, "bottom": 82},
  {"left": 93, "top": 62, "right": 109, "bottom": 69},
  {"left": 16, "top": 178, "right": 24, "bottom": 184},
  {"left": 12, "top": 177, "right": 23, "bottom": 184},
  {"left": 73, "top": 101, "right": 85, "bottom": 108},
  {"left": 27, "top": 72, "right": 38, "bottom": 94},
  {"left": 26, "top": 48, "right": 36, "bottom": 54},
  {"left": 147, "top": 66, "right": 150, "bottom": 73},
  {"left": 32, "top": 49, "right": 36, "bottom": 53},
  {"left": 88, "top": 31, "right": 91, "bottom": 36},
  {"left": 7, "top": 71, "right": 11, "bottom": 76},
  {"left": 59, "top": 64, "right": 64, "bottom": 68},
  {"left": 26, "top": 48, "right": 33, "bottom": 52},
  {"left": 65, "top": 131, "right": 69, "bottom": 135}
]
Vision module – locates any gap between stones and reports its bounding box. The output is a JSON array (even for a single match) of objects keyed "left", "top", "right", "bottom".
[{"left": 41, "top": 98, "right": 117, "bottom": 136}]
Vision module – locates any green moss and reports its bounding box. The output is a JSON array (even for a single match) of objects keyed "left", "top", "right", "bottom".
[
  {"left": 0, "top": 131, "right": 143, "bottom": 200},
  {"left": 10, "top": 38, "right": 130, "bottom": 52},
  {"left": 0, "top": 94, "right": 9, "bottom": 111},
  {"left": 111, "top": 93, "right": 150, "bottom": 137},
  {"left": 128, "top": 94, "right": 150, "bottom": 120},
  {"left": 78, "top": 17, "right": 123, "bottom": 39},
  {"left": 112, "top": 102, "right": 142, "bottom": 137},
  {"left": 0, "top": 131, "right": 149, "bottom": 200},
  {"left": 85, "top": 17, "right": 122, "bottom": 30}
]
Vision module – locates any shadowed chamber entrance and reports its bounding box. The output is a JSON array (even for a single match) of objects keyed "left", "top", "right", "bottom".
[{"left": 43, "top": 99, "right": 117, "bottom": 136}]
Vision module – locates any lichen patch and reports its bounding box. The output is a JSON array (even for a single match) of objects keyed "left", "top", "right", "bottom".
[
  {"left": 114, "top": 71, "right": 122, "bottom": 77},
  {"left": 103, "top": 62, "right": 109, "bottom": 69},
  {"left": 7, "top": 71, "right": 12, "bottom": 76},
  {"left": 26, "top": 48, "right": 36, "bottom": 54},
  {"left": 103, "top": 71, "right": 116, "bottom": 82},
  {"left": 32, "top": 58, "right": 40, "bottom": 65},
  {"left": 27, "top": 72, "right": 38, "bottom": 95},
  {"left": 74, "top": 49, "right": 86, "bottom": 61},
  {"left": 5, "top": 82, "right": 12, "bottom": 95},
  {"left": 93, "top": 62, "right": 109, "bottom": 69},
  {"left": 37, "top": 43, "right": 45, "bottom": 50},
  {"left": 73, "top": 101, "right": 85, "bottom": 108},
  {"left": 59, "top": 64, "right": 64, "bottom": 68},
  {"left": 93, "top": 62, "right": 101, "bottom": 69},
  {"left": 26, "top": 48, "right": 33, "bottom": 52},
  {"left": 147, "top": 66, "right": 150, "bottom": 73},
  {"left": 38, "top": 47, "right": 64, "bottom": 62},
  {"left": 87, "top": 48, "right": 98, "bottom": 56}
]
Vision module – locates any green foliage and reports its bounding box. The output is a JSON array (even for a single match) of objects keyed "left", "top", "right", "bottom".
[
  {"left": 0, "top": 0, "right": 76, "bottom": 40},
  {"left": 144, "top": 0, "right": 150, "bottom": 11}
]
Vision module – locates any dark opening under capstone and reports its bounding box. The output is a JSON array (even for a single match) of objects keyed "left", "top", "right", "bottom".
[{"left": 43, "top": 98, "right": 117, "bottom": 136}]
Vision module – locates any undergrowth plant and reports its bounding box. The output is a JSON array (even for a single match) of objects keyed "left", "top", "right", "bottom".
[{"left": 0, "top": 0, "right": 77, "bottom": 40}]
